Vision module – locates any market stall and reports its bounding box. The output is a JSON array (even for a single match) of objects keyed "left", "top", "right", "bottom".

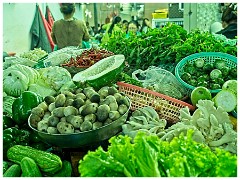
[{"left": 3, "top": 3, "right": 237, "bottom": 178}]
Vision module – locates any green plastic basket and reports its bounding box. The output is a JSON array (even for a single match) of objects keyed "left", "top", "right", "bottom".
[{"left": 175, "top": 52, "right": 237, "bottom": 95}]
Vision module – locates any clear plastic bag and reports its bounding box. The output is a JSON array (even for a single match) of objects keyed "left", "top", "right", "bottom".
[{"left": 132, "top": 66, "right": 187, "bottom": 99}]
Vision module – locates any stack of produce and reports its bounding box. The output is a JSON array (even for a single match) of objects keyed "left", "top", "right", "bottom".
[
  {"left": 101, "top": 23, "right": 237, "bottom": 74},
  {"left": 180, "top": 58, "right": 237, "bottom": 90},
  {"left": 19, "top": 48, "right": 48, "bottom": 62},
  {"left": 4, "top": 145, "right": 72, "bottom": 177},
  {"left": 61, "top": 48, "right": 114, "bottom": 68},
  {"left": 160, "top": 99, "right": 237, "bottom": 154},
  {"left": 3, "top": 64, "right": 75, "bottom": 98},
  {"left": 29, "top": 86, "right": 130, "bottom": 134}
]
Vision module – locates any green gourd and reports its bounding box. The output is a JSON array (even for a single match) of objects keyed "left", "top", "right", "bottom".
[
  {"left": 20, "top": 157, "right": 42, "bottom": 177},
  {"left": 3, "top": 164, "right": 21, "bottom": 177},
  {"left": 7, "top": 145, "right": 62, "bottom": 174},
  {"left": 53, "top": 160, "right": 72, "bottom": 177}
]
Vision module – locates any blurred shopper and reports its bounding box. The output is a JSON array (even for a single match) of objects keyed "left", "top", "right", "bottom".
[
  {"left": 95, "top": 24, "right": 105, "bottom": 43},
  {"left": 101, "top": 16, "right": 123, "bottom": 44},
  {"left": 126, "top": 20, "right": 141, "bottom": 38},
  {"left": 51, "top": 3, "right": 90, "bottom": 49},
  {"left": 86, "top": 21, "right": 94, "bottom": 36},
  {"left": 216, "top": 3, "right": 237, "bottom": 39},
  {"left": 140, "top": 18, "right": 152, "bottom": 33},
  {"left": 122, "top": 20, "right": 129, "bottom": 33}
]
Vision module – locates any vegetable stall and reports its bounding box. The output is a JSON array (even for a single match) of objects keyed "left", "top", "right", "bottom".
[{"left": 3, "top": 23, "right": 237, "bottom": 177}]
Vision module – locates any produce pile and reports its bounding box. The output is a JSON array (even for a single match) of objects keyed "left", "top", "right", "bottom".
[
  {"left": 180, "top": 58, "right": 237, "bottom": 90},
  {"left": 3, "top": 64, "right": 75, "bottom": 98},
  {"left": 19, "top": 48, "right": 48, "bottom": 62},
  {"left": 2, "top": 22, "right": 238, "bottom": 178},
  {"left": 101, "top": 23, "right": 237, "bottom": 74},
  {"left": 4, "top": 145, "right": 72, "bottom": 177},
  {"left": 78, "top": 130, "right": 237, "bottom": 177},
  {"left": 29, "top": 86, "right": 130, "bottom": 134},
  {"left": 61, "top": 48, "right": 114, "bottom": 68}
]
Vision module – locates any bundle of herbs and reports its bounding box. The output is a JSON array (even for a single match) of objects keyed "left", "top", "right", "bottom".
[{"left": 101, "top": 23, "right": 237, "bottom": 75}]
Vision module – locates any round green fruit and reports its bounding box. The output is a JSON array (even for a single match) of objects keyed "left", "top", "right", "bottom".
[
  {"left": 191, "top": 86, "right": 212, "bottom": 106},
  {"left": 222, "top": 80, "right": 237, "bottom": 95}
]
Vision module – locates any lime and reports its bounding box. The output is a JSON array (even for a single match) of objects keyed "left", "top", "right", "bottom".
[{"left": 191, "top": 86, "right": 212, "bottom": 106}]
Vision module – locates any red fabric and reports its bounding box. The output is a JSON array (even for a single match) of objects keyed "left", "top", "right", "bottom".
[
  {"left": 38, "top": 6, "right": 54, "bottom": 51},
  {"left": 46, "top": 6, "right": 54, "bottom": 31}
]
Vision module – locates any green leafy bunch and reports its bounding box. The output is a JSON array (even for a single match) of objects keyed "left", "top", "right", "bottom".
[
  {"left": 101, "top": 23, "right": 187, "bottom": 73},
  {"left": 100, "top": 24, "right": 237, "bottom": 75},
  {"left": 78, "top": 130, "right": 237, "bottom": 177}
]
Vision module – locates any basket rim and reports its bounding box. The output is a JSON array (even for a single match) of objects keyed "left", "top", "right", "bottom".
[
  {"left": 176, "top": 52, "right": 237, "bottom": 65},
  {"left": 117, "top": 81, "right": 195, "bottom": 111},
  {"left": 175, "top": 52, "right": 237, "bottom": 93}
]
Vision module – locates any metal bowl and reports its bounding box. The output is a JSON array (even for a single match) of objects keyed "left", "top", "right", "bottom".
[{"left": 28, "top": 99, "right": 131, "bottom": 148}]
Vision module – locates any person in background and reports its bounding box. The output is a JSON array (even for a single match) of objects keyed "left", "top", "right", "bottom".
[
  {"left": 140, "top": 18, "right": 152, "bottom": 33},
  {"left": 101, "top": 16, "right": 123, "bottom": 44},
  {"left": 122, "top": 20, "right": 129, "bottom": 33},
  {"left": 216, "top": 3, "right": 237, "bottom": 39},
  {"left": 51, "top": 3, "right": 90, "bottom": 49},
  {"left": 86, "top": 21, "right": 94, "bottom": 36},
  {"left": 102, "top": 17, "right": 111, "bottom": 31},
  {"left": 126, "top": 20, "right": 141, "bottom": 38},
  {"left": 94, "top": 24, "right": 105, "bottom": 43}
]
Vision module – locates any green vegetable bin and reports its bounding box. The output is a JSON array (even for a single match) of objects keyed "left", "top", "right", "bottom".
[{"left": 175, "top": 52, "right": 237, "bottom": 95}]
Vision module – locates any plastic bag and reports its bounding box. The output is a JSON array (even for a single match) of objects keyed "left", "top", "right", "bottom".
[{"left": 132, "top": 66, "right": 187, "bottom": 99}]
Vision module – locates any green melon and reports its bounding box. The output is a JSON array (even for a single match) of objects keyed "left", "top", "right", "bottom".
[{"left": 73, "top": 55, "right": 125, "bottom": 89}]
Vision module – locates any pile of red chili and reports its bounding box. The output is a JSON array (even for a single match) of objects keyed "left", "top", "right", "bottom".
[{"left": 61, "top": 48, "right": 114, "bottom": 68}]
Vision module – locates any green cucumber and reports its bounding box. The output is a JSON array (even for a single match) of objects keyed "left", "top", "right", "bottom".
[
  {"left": 53, "top": 160, "right": 72, "bottom": 177},
  {"left": 20, "top": 157, "right": 42, "bottom": 177},
  {"left": 73, "top": 55, "right": 125, "bottom": 89},
  {"left": 213, "top": 90, "right": 237, "bottom": 112},
  {"left": 3, "top": 164, "right": 21, "bottom": 177},
  {"left": 7, "top": 145, "right": 62, "bottom": 174},
  {"left": 3, "top": 161, "right": 9, "bottom": 174}
]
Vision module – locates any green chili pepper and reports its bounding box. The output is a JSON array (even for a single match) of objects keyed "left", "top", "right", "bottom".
[
  {"left": 3, "top": 127, "right": 30, "bottom": 160},
  {"left": 12, "top": 91, "right": 43, "bottom": 125},
  {"left": 3, "top": 115, "right": 15, "bottom": 130}
]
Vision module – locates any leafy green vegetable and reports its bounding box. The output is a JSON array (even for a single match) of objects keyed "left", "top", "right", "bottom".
[
  {"left": 116, "top": 72, "right": 143, "bottom": 87},
  {"left": 3, "top": 95, "right": 16, "bottom": 116},
  {"left": 38, "top": 66, "right": 72, "bottom": 91},
  {"left": 78, "top": 147, "right": 127, "bottom": 177},
  {"left": 78, "top": 130, "right": 237, "bottom": 177},
  {"left": 20, "top": 48, "right": 48, "bottom": 62},
  {"left": 3, "top": 70, "right": 29, "bottom": 97},
  {"left": 101, "top": 25, "right": 237, "bottom": 75}
]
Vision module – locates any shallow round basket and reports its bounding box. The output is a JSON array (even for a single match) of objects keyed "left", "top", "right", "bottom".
[
  {"left": 117, "top": 82, "right": 195, "bottom": 125},
  {"left": 28, "top": 98, "right": 131, "bottom": 148},
  {"left": 175, "top": 52, "right": 237, "bottom": 95}
]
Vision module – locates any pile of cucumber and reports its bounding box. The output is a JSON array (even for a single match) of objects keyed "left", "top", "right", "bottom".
[{"left": 3, "top": 145, "right": 72, "bottom": 177}]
